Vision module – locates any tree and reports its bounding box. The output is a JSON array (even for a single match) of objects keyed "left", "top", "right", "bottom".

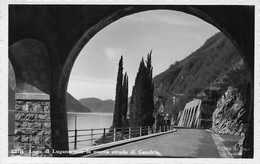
[
  {"left": 129, "top": 51, "right": 154, "bottom": 127},
  {"left": 129, "top": 58, "right": 145, "bottom": 126},
  {"left": 145, "top": 51, "right": 155, "bottom": 125},
  {"left": 112, "top": 56, "right": 123, "bottom": 128},
  {"left": 121, "top": 72, "right": 128, "bottom": 127}
]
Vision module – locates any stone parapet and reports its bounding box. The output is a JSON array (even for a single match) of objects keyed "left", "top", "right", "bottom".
[
  {"left": 15, "top": 93, "right": 50, "bottom": 100},
  {"left": 14, "top": 93, "right": 52, "bottom": 157}
]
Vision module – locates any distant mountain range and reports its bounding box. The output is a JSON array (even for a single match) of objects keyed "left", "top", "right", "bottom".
[{"left": 79, "top": 98, "right": 114, "bottom": 113}]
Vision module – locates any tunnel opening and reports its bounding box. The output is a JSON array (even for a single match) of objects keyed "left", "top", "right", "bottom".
[
  {"left": 62, "top": 8, "right": 253, "bottom": 157},
  {"left": 8, "top": 5, "right": 254, "bottom": 158}
]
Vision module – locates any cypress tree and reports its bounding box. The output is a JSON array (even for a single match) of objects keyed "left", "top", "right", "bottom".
[
  {"left": 122, "top": 72, "right": 128, "bottom": 127},
  {"left": 145, "top": 50, "right": 155, "bottom": 125},
  {"left": 129, "top": 86, "right": 135, "bottom": 126},
  {"left": 129, "top": 52, "right": 154, "bottom": 127},
  {"left": 113, "top": 56, "right": 123, "bottom": 128},
  {"left": 129, "top": 59, "right": 146, "bottom": 126}
]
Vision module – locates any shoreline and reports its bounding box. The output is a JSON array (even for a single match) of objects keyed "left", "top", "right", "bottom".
[{"left": 67, "top": 112, "right": 113, "bottom": 115}]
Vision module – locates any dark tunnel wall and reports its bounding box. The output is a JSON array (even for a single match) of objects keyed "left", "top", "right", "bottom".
[{"left": 8, "top": 5, "right": 254, "bottom": 157}]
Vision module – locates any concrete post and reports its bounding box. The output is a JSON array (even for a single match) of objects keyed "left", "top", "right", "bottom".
[
  {"left": 91, "top": 129, "right": 93, "bottom": 146},
  {"left": 183, "top": 110, "right": 187, "bottom": 126},
  {"left": 183, "top": 109, "right": 187, "bottom": 127},
  {"left": 113, "top": 128, "right": 116, "bottom": 142},
  {"left": 185, "top": 109, "right": 191, "bottom": 126},
  {"left": 177, "top": 110, "right": 183, "bottom": 126},
  {"left": 195, "top": 100, "right": 202, "bottom": 129},
  {"left": 74, "top": 129, "right": 77, "bottom": 150},
  {"left": 74, "top": 116, "right": 77, "bottom": 150},
  {"left": 103, "top": 128, "right": 106, "bottom": 143},
  {"left": 188, "top": 108, "right": 193, "bottom": 127},
  {"left": 129, "top": 127, "right": 131, "bottom": 139},
  {"left": 189, "top": 107, "right": 196, "bottom": 128}
]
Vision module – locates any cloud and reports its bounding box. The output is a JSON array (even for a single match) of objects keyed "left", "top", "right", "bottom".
[
  {"left": 103, "top": 47, "right": 123, "bottom": 61},
  {"left": 126, "top": 11, "right": 200, "bottom": 27}
]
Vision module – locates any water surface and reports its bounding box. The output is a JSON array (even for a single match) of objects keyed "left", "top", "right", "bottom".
[{"left": 9, "top": 111, "right": 113, "bottom": 150}]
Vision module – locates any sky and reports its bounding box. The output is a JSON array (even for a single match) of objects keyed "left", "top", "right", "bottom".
[{"left": 68, "top": 10, "right": 219, "bottom": 101}]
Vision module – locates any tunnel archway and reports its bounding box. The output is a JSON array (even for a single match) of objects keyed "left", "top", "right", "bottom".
[
  {"left": 8, "top": 5, "right": 254, "bottom": 157},
  {"left": 61, "top": 6, "right": 253, "bottom": 92},
  {"left": 9, "top": 38, "right": 51, "bottom": 94},
  {"left": 8, "top": 38, "right": 52, "bottom": 156},
  {"left": 59, "top": 6, "right": 254, "bottom": 157}
]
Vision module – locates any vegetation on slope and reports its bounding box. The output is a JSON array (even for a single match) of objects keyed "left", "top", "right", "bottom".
[{"left": 153, "top": 32, "right": 244, "bottom": 116}]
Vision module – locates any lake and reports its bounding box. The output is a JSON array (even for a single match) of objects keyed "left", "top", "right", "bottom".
[
  {"left": 67, "top": 112, "right": 113, "bottom": 149},
  {"left": 67, "top": 112, "right": 113, "bottom": 130},
  {"left": 8, "top": 111, "right": 113, "bottom": 150}
]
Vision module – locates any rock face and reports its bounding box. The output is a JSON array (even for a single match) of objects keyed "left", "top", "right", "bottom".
[{"left": 212, "top": 86, "right": 247, "bottom": 136}]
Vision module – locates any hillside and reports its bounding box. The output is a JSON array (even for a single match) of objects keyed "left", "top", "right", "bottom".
[
  {"left": 8, "top": 88, "right": 91, "bottom": 113},
  {"left": 79, "top": 98, "right": 114, "bottom": 113},
  {"left": 153, "top": 32, "right": 242, "bottom": 114},
  {"left": 66, "top": 93, "right": 92, "bottom": 113}
]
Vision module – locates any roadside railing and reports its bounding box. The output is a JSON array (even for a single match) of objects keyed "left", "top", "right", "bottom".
[
  {"left": 68, "top": 125, "right": 174, "bottom": 150},
  {"left": 8, "top": 125, "right": 175, "bottom": 154}
]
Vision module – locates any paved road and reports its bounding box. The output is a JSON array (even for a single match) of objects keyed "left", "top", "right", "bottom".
[{"left": 89, "top": 128, "right": 227, "bottom": 158}]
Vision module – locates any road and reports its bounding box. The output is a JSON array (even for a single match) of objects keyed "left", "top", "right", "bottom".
[{"left": 88, "top": 128, "right": 231, "bottom": 158}]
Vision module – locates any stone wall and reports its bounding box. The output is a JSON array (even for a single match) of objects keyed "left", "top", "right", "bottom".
[{"left": 14, "top": 93, "right": 52, "bottom": 157}]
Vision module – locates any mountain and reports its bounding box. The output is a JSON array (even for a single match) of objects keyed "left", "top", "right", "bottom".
[
  {"left": 79, "top": 98, "right": 114, "bottom": 113},
  {"left": 8, "top": 58, "right": 91, "bottom": 113},
  {"left": 153, "top": 32, "right": 243, "bottom": 114},
  {"left": 66, "top": 93, "right": 91, "bottom": 113},
  {"left": 8, "top": 87, "right": 91, "bottom": 113}
]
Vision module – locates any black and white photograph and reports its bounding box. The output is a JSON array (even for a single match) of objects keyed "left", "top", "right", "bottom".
[{"left": 0, "top": 0, "right": 258, "bottom": 163}]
